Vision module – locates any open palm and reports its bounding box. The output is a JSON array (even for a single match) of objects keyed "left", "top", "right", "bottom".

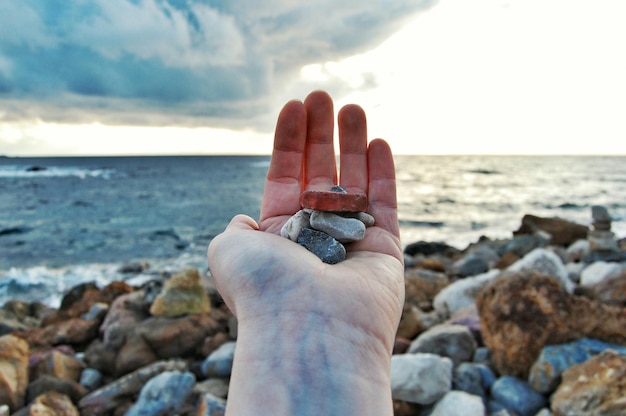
[{"left": 208, "top": 90, "right": 405, "bottom": 357}]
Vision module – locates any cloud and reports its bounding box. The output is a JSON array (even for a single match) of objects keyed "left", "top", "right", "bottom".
[{"left": 0, "top": 0, "right": 435, "bottom": 130}]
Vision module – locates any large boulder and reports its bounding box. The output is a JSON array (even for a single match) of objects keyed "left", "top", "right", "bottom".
[
  {"left": 513, "top": 214, "right": 588, "bottom": 246},
  {"left": 477, "top": 271, "right": 626, "bottom": 377}
]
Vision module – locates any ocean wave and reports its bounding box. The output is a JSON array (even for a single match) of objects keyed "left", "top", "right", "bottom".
[
  {"left": 0, "top": 165, "right": 116, "bottom": 179},
  {"left": 0, "top": 252, "right": 207, "bottom": 308}
]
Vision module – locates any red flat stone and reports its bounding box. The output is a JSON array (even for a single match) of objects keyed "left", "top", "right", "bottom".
[{"left": 300, "top": 191, "right": 367, "bottom": 212}]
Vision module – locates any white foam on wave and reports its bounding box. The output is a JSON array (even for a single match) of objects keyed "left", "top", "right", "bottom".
[
  {"left": 0, "top": 252, "right": 207, "bottom": 308},
  {"left": 0, "top": 165, "right": 116, "bottom": 179}
]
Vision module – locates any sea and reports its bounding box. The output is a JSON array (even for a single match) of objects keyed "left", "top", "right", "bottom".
[{"left": 1, "top": 155, "right": 625, "bottom": 307}]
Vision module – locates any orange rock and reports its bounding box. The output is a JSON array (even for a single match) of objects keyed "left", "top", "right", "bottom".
[
  {"left": 300, "top": 190, "right": 367, "bottom": 212},
  {"left": 477, "top": 271, "right": 626, "bottom": 377}
]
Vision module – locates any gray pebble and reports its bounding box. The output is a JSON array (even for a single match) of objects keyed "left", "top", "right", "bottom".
[
  {"left": 310, "top": 211, "right": 366, "bottom": 243},
  {"left": 297, "top": 228, "right": 346, "bottom": 264}
]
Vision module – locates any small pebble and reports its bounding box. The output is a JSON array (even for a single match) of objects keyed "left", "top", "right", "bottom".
[
  {"left": 309, "top": 211, "right": 366, "bottom": 243},
  {"left": 297, "top": 228, "right": 346, "bottom": 264}
]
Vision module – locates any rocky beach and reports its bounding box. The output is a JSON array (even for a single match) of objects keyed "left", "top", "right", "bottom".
[{"left": 1, "top": 206, "right": 626, "bottom": 415}]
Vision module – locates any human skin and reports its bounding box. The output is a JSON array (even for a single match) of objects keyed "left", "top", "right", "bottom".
[{"left": 207, "top": 90, "right": 405, "bottom": 415}]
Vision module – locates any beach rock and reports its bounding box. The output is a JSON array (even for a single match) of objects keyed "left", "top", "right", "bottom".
[
  {"left": 433, "top": 269, "right": 499, "bottom": 317},
  {"left": 101, "top": 312, "right": 222, "bottom": 376},
  {"left": 390, "top": 353, "right": 452, "bottom": 404},
  {"left": 195, "top": 378, "right": 229, "bottom": 399},
  {"left": 498, "top": 234, "right": 547, "bottom": 258},
  {"left": 26, "top": 391, "right": 79, "bottom": 416},
  {"left": 477, "top": 271, "right": 626, "bottom": 377},
  {"left": 201, "top": 341, "right": 236, "bottom": 378},
  {"left": 0, "top": 300, "right": 51, "bottom": 334},
  {"left": 299, "top": 190, "right": 367, "bottom": 212},
  {"left": 309, "top": 210, "right": 366, "bottom": 242},
  {"left": 26, "top": 374, "right": 88, "bottom": 404},
  {"left": 506, "top": 247, "right": 574, "bottom": 292},
  {"left": 16, "top": 315, "right": 101, "bottom": 349},
  {"left": 404, "top": 268, "right": 449, "bottom": 311},
  {"left": 39, "top": 281, "right": 129, "bottom": 326},
  {"left": 528, "top": 338, "right": 626, "bottom": 394},
  {"left": 491, "top": 376, "right": 547, "bottom": 416},
  {"left": 297, "top": 227, "right": 346, "bottom": 264},
  {"left": 397, "top": 305, "right": 441, "bottom": 340},
  {"left": 514, "top": 214, "right": 589, "bottom": 246},
  {"left": 343, "top": 211, "right": 375, "bottom": 227},
  {"left": 408, "top": 323, "right": 477, "bottom": 366},
  {"left": 551, "top": 350, "right": 626, "bottom": 416},
  {"left": 452, "top": 362, "right": 487, "bottom": 398},
  {"left": 591, "top": 269, "right": 626, "bottom": 306},
  {"left": 280, "top": 210, "right": 311, "bottom": 241},
  {"left": 430, "top": 390, "right": 485, "bottom": 416},
  {"left": 196, "top": 393, "right": 227, "bottom": 416},
  {"left": 79, "top": 368, "right": 103, "bottom": 392},
  {"left": 579, "top": 261, "right": 623, "bottom": 287},
  {"left": 30, "top": 350, "right": 84, "bottom": 383},
  {"left": 125, "top": 370, "right": 196, "bottom": 416},
  {"left": 404, "top": 241, "right": 460, "bottom": 257},
  {"left": 150, "top": 268, "right": 211, "bottom": 317},
  {"left": 447, "top": 304, "right": 483, "bottom": 345},
  {"left": 78, "top": 359, "right": 187, "bottom": 416},
  {"left": 0, "top": 334, "right": 29, "bottom": 412}
]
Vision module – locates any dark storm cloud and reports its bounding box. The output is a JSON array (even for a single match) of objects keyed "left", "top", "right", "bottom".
[{"left": 0, "top": 0, "right": 435, "bottom": 128}]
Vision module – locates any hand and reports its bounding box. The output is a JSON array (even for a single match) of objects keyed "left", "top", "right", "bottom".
[{"left": 207, "top": 90, "right": 404, "bottom": 415}]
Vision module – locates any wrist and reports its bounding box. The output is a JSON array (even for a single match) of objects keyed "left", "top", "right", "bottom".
[{"left": 227, "top": 311, "right": 394, "bottom": 415}]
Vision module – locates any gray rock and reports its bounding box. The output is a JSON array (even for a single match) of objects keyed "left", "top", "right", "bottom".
[
  {"left": 280, "top": 210, "right": 311, "bottom": 242},
  {"left": 579, "top": 261, "right": 623, "bottom": 287},
  {"left": 297, "top": 228, "right": 346, "bottom": 264},
  {"left": 309, "top": 211, "right": 366, "bottom": 242},
  {"left": 506, "top": 248, "right": 574, "bottom": 293},
  {"left": 79, "top": 368, "right": 103, "bottom": 391},
  {"left": 344, "top": 211, "right": 375, "bottom": 227},
  {"left": 433, "top": 270, "right": 499, "bottom": 317},
  {"left": 197, "top": 393, "right": 227, "bottom": 416},
  {"left": 125, "top": 370, "right": 196, "bottom": 416},
  {"left": 491, "top": 376, "right": 547, "bottom": 416},
  {"left": 430, "top": 390, "right": 485, "bottom": 416},
  {"left": 390, "top": 353, "right": 452, "bottom": 404},
  {"left": 408, "top": 324, "right": 477, "bottom": 366},
  {"left": 201, "top": 341, "right": 236, "bottom": 378},
  {"left": 453, "top": 362, "right": 487, "bottom": 398}
]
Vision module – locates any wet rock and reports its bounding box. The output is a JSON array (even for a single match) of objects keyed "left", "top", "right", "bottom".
[
  {"left": 528, "top": 338, "right": 626, "bottom": 394},
  {"left": 433, "top": 269, "right": 499, "bottom": 317},
  {"left": 17, "top": 316, "right": 101, "bottom": 348},
  {"left": 309, "top": 210, "right": 366, "bottom": 242},
  {"left": 150, "top": 268, "right": 211, "bottom": 317},
  {"left": 297, "top": 228, "right": 346, "bottom": 264},
  {"left": 125, "top": 370, "right": 196, "bottom": 416},
  {"left": 551, "top": 350, "right": 626, "bottom": 416},
  {"left": 201, "top": 341, "right": 236, "bottom": 378},
  {"left": 430, "top": 390, "right": 485, "bottom": 416},
  {"left": 408, "top": 323, "right": 477, "bottom": 366},
  {"left": 477, "top": 271, "right": 626, "bottom": 377},
  {"left": 299, "top": 190, "right": 367, "bottom": 212},
  {"left": 513, "top": 214, "right": 589, "bottom": 246},
  {"left": 404, "top": 241, "right": 460, "bottom": 257},
  {"left": 0, "top": 334, "right": 29, "bottom": 412},
  {"left": 491, "top": 376, "right": 547, "bottom": 416},
  {"left": 390, "top": 353, "right": 452, "bottom": 405},
  {"left": 78, "top": 359, "right": 187, "bottom": 416}
]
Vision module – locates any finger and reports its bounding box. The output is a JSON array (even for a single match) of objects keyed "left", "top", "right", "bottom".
[
  {"left": 225, "top": 214, "right": 260, "bottom": 232},
  {"left": 304, "top": 90, "right": 337, "bottom": 190},
  {"left": 338, "top": 104, "right": 368, "bottom": 194},
  {"left": 260, "top": 99, "right": 307, "bottom": 223},
  {"left": 367, "top": 139, "right": 399, "bottom": 238}
]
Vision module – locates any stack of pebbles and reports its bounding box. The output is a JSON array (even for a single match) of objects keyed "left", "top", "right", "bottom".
[{"left": 280, "top": 186, "right": 374, "bottom": 264}]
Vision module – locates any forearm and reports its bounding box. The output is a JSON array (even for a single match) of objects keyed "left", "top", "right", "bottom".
[{"left": 226, "top": 313, "right": 394, "bottom": 415}]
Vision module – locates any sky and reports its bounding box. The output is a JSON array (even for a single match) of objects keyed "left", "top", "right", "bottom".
[{"left": 1, "top": 0, "right": 625, "bottom": 156}]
